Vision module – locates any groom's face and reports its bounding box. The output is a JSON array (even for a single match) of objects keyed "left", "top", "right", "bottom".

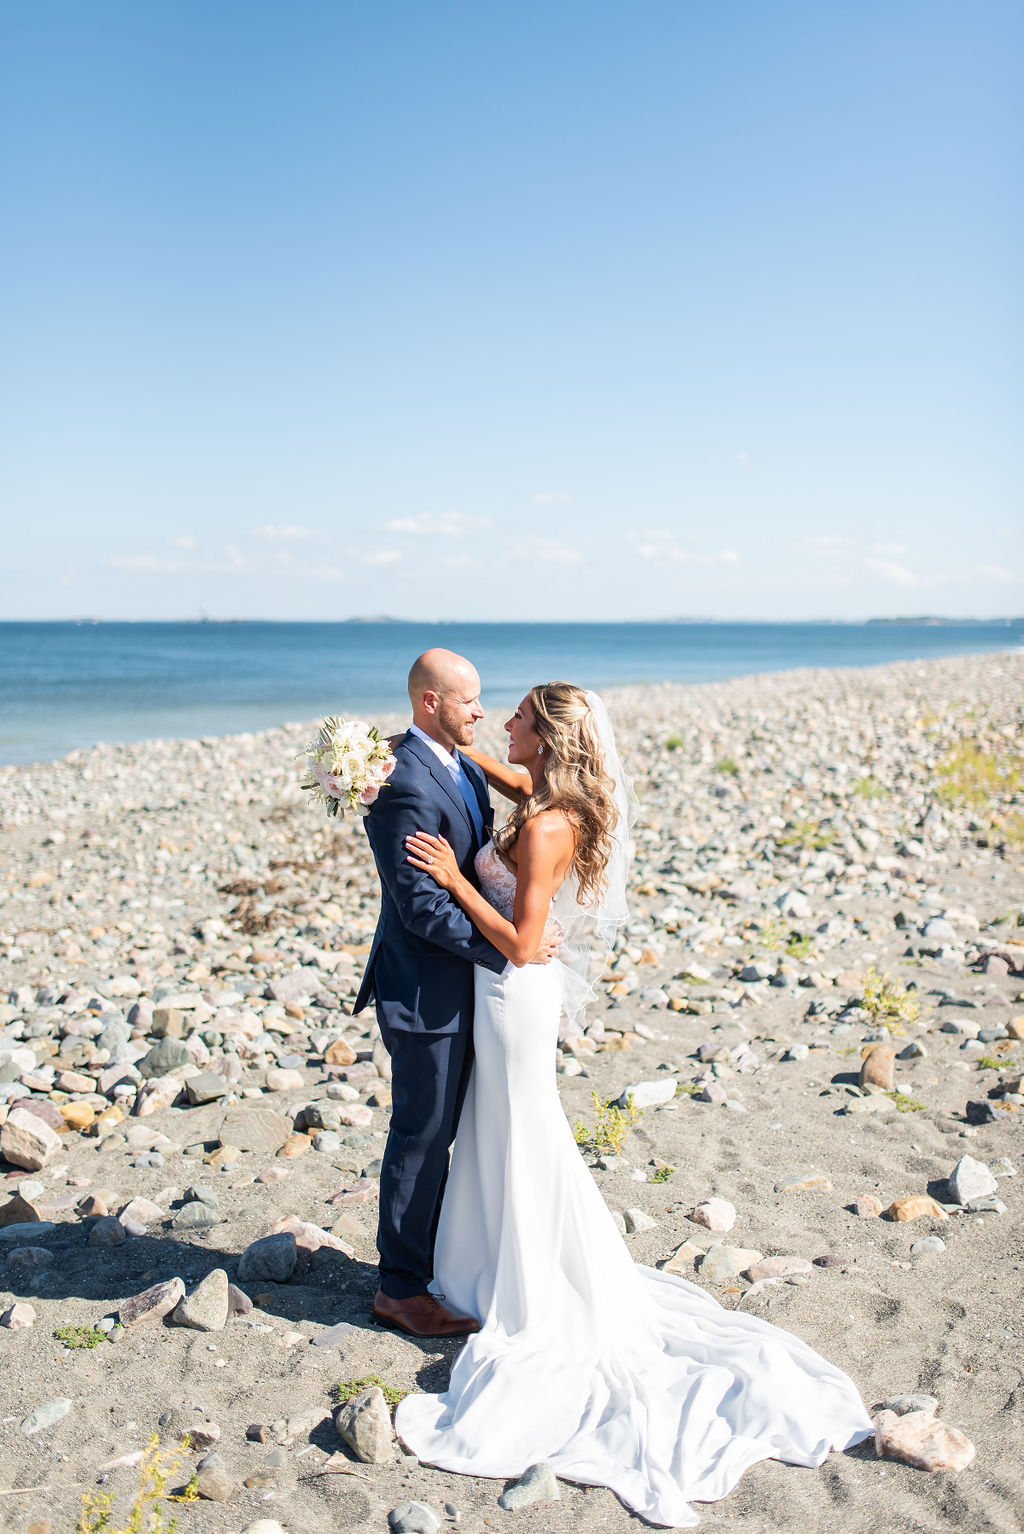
[{"left": 437, "top": 671, "right": 484, "bottom": 749}]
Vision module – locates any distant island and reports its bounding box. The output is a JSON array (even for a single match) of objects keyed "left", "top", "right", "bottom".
[{"left": 865, "top": 616, "right": 1022, "bottom": 627}]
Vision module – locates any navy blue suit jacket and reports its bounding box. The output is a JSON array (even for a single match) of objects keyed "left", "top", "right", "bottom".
[{"left": 353, "top": 731, "right": 506, "bottom": 1034}]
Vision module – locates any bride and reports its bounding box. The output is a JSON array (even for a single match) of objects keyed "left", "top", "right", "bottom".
[{"left": 399, "top": 681, "right": 873, "bottom": 1529}]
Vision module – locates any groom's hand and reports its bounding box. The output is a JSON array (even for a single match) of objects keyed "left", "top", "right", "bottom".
[{"left": 528, "top": 919, "right": 563, "bottom": 966}]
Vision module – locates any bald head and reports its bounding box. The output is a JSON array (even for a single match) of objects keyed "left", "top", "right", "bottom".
[{"left": 408, "top": 649, "right": 484, "bottom": 750}]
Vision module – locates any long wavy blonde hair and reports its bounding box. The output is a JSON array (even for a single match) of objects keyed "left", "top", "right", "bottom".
[{"left": 493, "top": 681, "right": 618, "bottom": 904}]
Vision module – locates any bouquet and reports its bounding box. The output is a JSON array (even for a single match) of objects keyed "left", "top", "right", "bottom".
[{"left": 299, "top": 716, "right": 396, "bottom": 818}]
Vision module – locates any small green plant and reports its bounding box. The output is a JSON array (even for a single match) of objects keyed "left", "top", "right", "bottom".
[
  {"left": 665, "top": 734, "right": 684, "bottom": 751},
  {"left": 572, "top": 1091, "right": 640, "bottom": 1156},
  {"left": 649, "top": 1165, "right": 674, "bottom": 1183},
  {"left": 332, "top": 1375, "right": 408, "bottom": 1410},
  {"left": 74, "top": 1434, "right": 193, "bottom": 1534},
  {"left": 886, "top": 1090, "right": 926, "bottom": 1113},
  {"left": 996, "top": 811, "right": 1024, "bottom": 849},
  {"left": 714, "top": 755, "right": 740, "bottom": 776},
  {"left": 975, "top": 1056, "right": 1004, "bottom": 1071},
  {"left": 853, "top": 776, "right": 889, "bottom": 800},
  {"left": 775, "top": 817, "right": 835, "bottom": 851},
  {"left": 860, "top": 966, "right": 920, "bottom": 1029},
  {"left": 55, "top": 1324, "right": 109, "bottom": 1349},
  {"left": 785, "top": 934, "right": 813, "bottom": 959},
  {"left": 937, "top": 741, "right": 1023, "bottom": 811},
  {"left": 757, "top": 916, "right": 786, "bottom": 952},
  {"left": 674, "top": 1081, "right": 702, "bottom": 1097}
]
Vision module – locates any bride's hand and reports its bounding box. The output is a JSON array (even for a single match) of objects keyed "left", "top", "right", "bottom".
[{"left": 405, "top": 831, "right": 460, "bottom": 890}]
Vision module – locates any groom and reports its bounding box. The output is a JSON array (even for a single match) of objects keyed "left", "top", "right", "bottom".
[{"left": 355, "top": 649, "right": 534, "bottom": 1336}]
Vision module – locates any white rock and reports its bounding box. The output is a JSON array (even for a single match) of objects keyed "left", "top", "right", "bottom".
[
  {"left": 947, "top": 1154, "right": 997, "bottom": 1206},
  {"left": 617, "top": 1079, "right": 677, "bottom": 1110}
]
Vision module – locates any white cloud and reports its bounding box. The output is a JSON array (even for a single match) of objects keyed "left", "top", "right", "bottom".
[
  {"left": 870, "top": 541, "right": 907, "bottom": 556},
  {"left": 973, "top": 564, "right": 1016, "bottom": 583},
  {"left": 632, "top": 532, "right": 740, "bottom": 566},
  {"left": 386, "top": 512, "right": 491, "bottom": 536},
  {"left": 248, "top": 523, "right": 318, "bottom": 541},
  {"left": 503, "top": 536, "right": 583, "bottom": 566},
  {"left": 736, "top": 451, "right": 750, "bottom": 464},
  {"left": 360, "top": 550, "right": 402, "bottom": 566},
  {"left": 167, "top": 535, "right": 197, "bottom": 551},
  {"left": 864, "top": 557, "right": 920, "bottom": 588},
  {"left": 103, "top": 553, "right": 173, "bottom": 572},
  {"left": 804, "top": 535, "right": 859, "bottom": 558},
  {"left": 531, "top": 491, "right": 574, "bottom": 506},
  {"left": 101, "top": 542, "right": 343, "bottom": 580}
]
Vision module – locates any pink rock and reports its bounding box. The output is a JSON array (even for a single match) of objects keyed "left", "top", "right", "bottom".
[
  {"left": 1, "top": 1301, "right": 37, "bottom": 1329},
  {"left": 854, "top": 1194, "right": 883, "bottom": 1218},
  {"left": 0, "top": 1106, "right": 62, "bottom": 1170},
  {"left": 745, "top": 1255, "right": 814, "bottom": 1282},
  {"left": 56, "top": 1069, "right": 95, "bottom": 1094},
  {"left": 118, "top": 1276, "right": 185, "bottom": 1327},
  {"left": 335, "top": 1103, "right": 373, "bottom": 1128},
  {"left": 874, "top": 1409, "right": 976, "bottom": 1473},
  {"left": 982, "top": 954, "right": 1010, "bottom": 978},
  {"left": 264, "top": 1067, "right": 305, "bottom": 1092},
  {"left": 15, "top": 1097, "right": 65, "bottom": 1133},
  {"left": 133, "top": 1075, "right": 181, "bottom": 1117},
  {"left": 19, "top": 1072, "right": 54, "bottom": 1093},
  {"left": 118, "top": 1197, "right": 165, "bottom": 1226},
  {"left": 690, "top": 1198, "right": 736, "bottom": 1234},
  {"left": 270, "top": 1214, "right": 354, "bottom": 1257},
  {"left": 860, "top": 1045, "right": 895, "bottom": 1091},
  {"left": 334, "top": 1062, "right": 379, "bottom": 1086},
  {"left": 326, "top": 1180, "right": 379, "bottom": 1207}
]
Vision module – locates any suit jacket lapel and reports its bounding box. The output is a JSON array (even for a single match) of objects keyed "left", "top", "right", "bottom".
[{"left": 402, "top": 732, "right": 475, "bottom": 839}]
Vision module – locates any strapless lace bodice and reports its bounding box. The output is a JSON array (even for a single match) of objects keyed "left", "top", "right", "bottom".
[{"left": 475, "top": 840, "right": 517, "bottom": 919}]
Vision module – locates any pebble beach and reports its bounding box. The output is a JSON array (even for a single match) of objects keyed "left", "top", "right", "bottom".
[{"left": 1, "top": 649, "right": 1022, "bottom": 1534}]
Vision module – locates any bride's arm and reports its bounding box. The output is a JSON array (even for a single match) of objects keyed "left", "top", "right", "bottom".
[
  {"left": 459, "top": 744, "right": 532, "bottom": 803},
  {"left": 405, "top": 815, "right": 571, "bottom": 966}
]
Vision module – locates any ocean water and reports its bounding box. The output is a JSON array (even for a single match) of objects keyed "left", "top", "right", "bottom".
[{"left": 1, "top": 620, "right": 1019, "bottom": 767}]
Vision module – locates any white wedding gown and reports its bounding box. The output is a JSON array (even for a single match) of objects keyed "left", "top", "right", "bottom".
[{"left": 395, "top": 843, "right": 874, "bottom": 1528}]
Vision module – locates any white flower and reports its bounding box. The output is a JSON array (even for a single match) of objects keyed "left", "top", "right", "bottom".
[{"left": 299, "top": 715, "right": 397, "bottom": 821}]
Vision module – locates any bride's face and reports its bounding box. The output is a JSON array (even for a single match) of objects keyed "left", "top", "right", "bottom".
[{"left": 505, "top": 696, "right": 542, "bottom": 765}]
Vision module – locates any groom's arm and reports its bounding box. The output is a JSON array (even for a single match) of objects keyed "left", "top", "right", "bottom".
[{"left": 364, "top": 779, "right": 507, "bottom": 973}]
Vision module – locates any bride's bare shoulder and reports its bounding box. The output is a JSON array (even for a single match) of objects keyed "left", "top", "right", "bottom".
[{"left": 518, "top": 808, "right": 576, "bottom": 852}]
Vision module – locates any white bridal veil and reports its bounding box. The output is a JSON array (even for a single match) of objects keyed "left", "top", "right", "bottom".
[{"left": 550, "top": 689, "right": 639, "bottom": 1032}]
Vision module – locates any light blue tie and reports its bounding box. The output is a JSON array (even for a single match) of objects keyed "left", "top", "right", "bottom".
[{"left": 453, "top": 759, "right": 485, "bottom": 844}]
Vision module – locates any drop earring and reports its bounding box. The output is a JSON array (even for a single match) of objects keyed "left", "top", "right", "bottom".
[{"left": 537, "top": 745, "right": 544, "bottom": 755}]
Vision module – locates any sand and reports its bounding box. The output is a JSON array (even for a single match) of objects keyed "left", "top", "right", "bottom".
[{"left": 0, "top": 649, "right": 1022, "bottom": 1534}]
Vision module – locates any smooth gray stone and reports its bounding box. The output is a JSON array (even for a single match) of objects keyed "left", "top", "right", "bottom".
[
  {"left": 184, "top": 1072, "right": 229, "bottom": 1106},
  {"left": 21, "top": 1397, "right": 73, "bottom": 1436},
  {"left": 138, "top": 1038, "right": 190, "bottom": 1079},
  {"left": 0, "top": 1221, "right": 56, "bottom": 1242},
  {"left": 237, "top": 1232, "right": 296, "bottom": 1284},
  {"left": 498, "top": 1463, "right": 561, "bottom": 1511},
  {"left": 388, "top": 1503, "right": 442, "bottom": 1534},
  {"left": 172, "top": 1202, "right": 221, "bottom": 1230}
]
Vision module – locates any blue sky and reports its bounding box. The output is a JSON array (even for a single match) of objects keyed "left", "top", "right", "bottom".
[{"left": 1, "top": 1, "right": 1020, "bottom": 620}]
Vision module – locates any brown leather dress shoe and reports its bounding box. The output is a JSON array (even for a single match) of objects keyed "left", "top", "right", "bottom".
[{"left": 372, "top": 1288, "right": 480, "bottom": 1338}]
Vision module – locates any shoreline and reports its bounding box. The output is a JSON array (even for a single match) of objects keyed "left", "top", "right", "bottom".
[
  {"left": 1, "top": 647, "right": 1022, "bottom": 1533},
  {"left": 1, "top": 644, "right": 1021, "bottom": 777},
  {"left": 2, "top": 629, "right": 1021, "bottom": 769}
]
